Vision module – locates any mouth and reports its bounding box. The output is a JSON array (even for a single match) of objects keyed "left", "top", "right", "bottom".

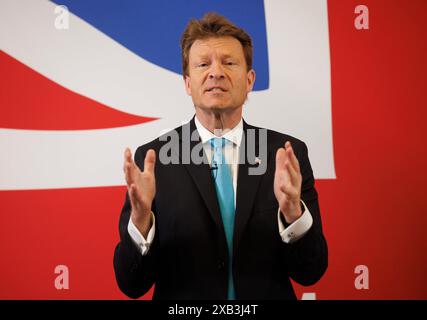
[{"left": 205, "top": 86, "right": 228, "bottom": 93}]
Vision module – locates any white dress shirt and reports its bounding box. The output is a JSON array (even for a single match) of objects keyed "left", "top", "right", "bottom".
[{"left": 128, "top": 117, "right": 313, "bottom": 255}]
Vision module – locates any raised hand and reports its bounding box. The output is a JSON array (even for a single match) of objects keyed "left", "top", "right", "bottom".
[
  {"left": 274, "top": 141, "right": 303, "bottom": 224},
  {"left": 123, "top": 148, "right": 156, "bottom": 237}
]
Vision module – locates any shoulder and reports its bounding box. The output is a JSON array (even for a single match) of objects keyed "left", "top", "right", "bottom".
[{"left": 244, "top": 121, "right": 308, "bottom": 156}]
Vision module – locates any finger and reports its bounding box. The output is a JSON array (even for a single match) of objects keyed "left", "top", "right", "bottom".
[
  {"left": 124, "top": 162, "right": 135, "bottom": 186},
  {"left": 124, "top": 147, "right": 133, "bottom": 164},
  {"left": 284, "top": 141, "right": 300, "bottom": 173},
  {"left": 275, "top": 147, "right": 287, "bottom": 170},
  {"left": 279, "top": 168, "right": 292, "bottom": 193},
  {"left": 277, "top": 158, "right": 296, "bottom": 193},
  {"left": 123, "top": 147, "right": 134, "bottom": 173},
  {"left": 278, "top": 161, "right": 292, "bottom": 192},
  {"left": 144, "top": 149, "right": 156, "bottom": 174},
  {"left": 285, "top": 160, "right": 299, "bottom": 186},
  {"left": 124, "top": 148, "right": 140, "bottom": 184}
]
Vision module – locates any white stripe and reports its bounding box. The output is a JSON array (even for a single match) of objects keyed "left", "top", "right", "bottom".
[
  {"left": 0, "top": 121, "right": 189, "bottom": 190},
  {"left": 249, "top": 0, "right": 335, "bottom": 179}
]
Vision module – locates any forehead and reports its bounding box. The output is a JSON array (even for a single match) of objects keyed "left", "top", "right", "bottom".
[{"left": 189, "top": 36, "right": 244, "bottom": 59}]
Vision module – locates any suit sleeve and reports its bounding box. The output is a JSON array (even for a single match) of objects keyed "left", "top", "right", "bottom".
[
  {"left": 282, "top": 141, "right": 328, "bottom": 286},
  {"left": 113, "top": 146, "right": 158, "bottom": 299}
]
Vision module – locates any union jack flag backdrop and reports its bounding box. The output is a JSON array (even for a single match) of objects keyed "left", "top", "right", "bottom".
[{"left": 0, "top": 0, "right": 426, "bottom": 299}]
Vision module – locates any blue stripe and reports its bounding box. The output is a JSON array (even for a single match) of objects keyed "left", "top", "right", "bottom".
[{"left": 52, "top": 0, "right": 269, "bottom": 90}]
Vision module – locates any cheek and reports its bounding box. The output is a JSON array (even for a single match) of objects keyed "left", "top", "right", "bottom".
[
  {"left": 193, "top": 79, "right": 204, "bottom": 93},
  {"left": 236, "top": 77, "right": 249, "bottom": 96},
  {"left": 192, "top": 83, "right": 205, "bottom": 102},
  {"left": 236, "top": 73, "right": 248, "bottom": 87}
]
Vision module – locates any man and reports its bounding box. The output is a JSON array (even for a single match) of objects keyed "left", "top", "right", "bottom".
[{"left": 114, "top": 13, "right": 327, "bottom": 300}]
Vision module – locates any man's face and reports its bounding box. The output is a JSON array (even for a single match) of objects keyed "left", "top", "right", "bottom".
[{"left": 184, "top": 36, "right": 255, "bottom": 113}]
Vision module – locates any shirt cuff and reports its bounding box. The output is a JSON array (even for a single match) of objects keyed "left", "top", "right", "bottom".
[
  {"left": 127, "top": 212, "right": 156, "bottom": 256},
  {"left": 278, "top": 200, "right": 313, "bottom": 244}
]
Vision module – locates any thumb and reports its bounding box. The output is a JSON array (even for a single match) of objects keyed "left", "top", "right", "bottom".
[{"left": 144, "top": 149, "right": 156, "bottom": 174}]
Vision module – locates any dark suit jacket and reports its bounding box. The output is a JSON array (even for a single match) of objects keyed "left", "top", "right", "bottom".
[{"left": 113, "top": 117, "right": 328, "bottom": 300}]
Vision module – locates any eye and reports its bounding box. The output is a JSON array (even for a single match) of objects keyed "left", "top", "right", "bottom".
[
  {"left": 225, "top": 61, "right": 234, "bottom": 66},
  {"left": 198, "top": 63, "right": 208, "bottom": 68}
]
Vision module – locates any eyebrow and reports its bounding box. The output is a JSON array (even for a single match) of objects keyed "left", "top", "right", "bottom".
[{"left": 193, "top": 53, "right": 238, "bottom": 61}]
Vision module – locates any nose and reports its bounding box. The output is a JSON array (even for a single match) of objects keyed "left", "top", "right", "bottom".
[{"left": 208, "top": 61, "right": 225, "bottom": 80}]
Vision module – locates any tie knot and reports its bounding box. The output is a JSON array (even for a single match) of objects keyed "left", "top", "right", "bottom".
[{"left": 210, "top": 137, "right": 226, "bottom": 150}]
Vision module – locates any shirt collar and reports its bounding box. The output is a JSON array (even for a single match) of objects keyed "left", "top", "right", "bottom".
[{"left": 194, "top": 115, "right": 243, "bottom": 147}]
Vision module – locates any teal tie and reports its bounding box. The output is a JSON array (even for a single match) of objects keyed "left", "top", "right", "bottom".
[{"left": 210, "top": 137, "right": 236, "bottom": 300}]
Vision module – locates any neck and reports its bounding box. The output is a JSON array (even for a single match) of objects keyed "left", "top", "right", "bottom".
[{"left": 195, "top": 107, "right": 242, "bottom": 135}]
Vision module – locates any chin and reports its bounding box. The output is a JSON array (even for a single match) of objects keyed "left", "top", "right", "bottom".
[
  {"left": 195, "top": 98, "right": 241, "bottom": 113},
  {"left": 207, "top": 106, "right": 236, "bottom": 114}
]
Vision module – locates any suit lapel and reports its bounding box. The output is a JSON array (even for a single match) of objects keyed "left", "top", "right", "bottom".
[
  {"left": 233, "top": 121, "right": 271, "bottom": 257},
  {"left": 179, "top": 118, "right": 225, "bottom": 234}
]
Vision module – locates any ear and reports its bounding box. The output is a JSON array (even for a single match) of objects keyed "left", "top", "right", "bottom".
[
  {"left": 184, "top": 75, "right": 192, "bottom": 96},
  {"left": 246, "top": 69, "right": 256, "bottom": 93}
]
